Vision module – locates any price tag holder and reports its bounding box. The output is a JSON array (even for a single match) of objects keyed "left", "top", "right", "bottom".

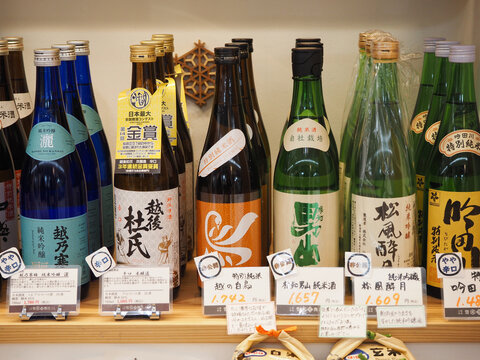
[
  {"left": 8, "top": 266, "right": 80, "bottom": 321},
  {"left": 100, "top": 265, "right": 170, "bottom": 320},
  {"left": 353, "top": 267, "right": 425, "bottom": 316},
  {"left": 443, "top": 269, "right": 480, "bottom": 319},
  {"left": 226, "top": 302, "right": 276, "bottom": 335},
  {"left": 275, "top": 267, "right": 344, "bottom": 316},
  {"left": 319, "top": 305, "right": 367, "bottom": 338},
  {"left": 376, "top": 305, "right": 426, "bottom": 328},
  {"left": 202, "top": 267, "right": 270, "bottom": 316}
]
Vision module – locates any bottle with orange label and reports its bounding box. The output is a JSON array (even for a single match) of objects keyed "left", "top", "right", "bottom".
[
  {"left": 424, "top": 45, "right": 480, "bottom": 299},
  {"left": 196, "top": 47, "right": 262, "bottom": 285}
]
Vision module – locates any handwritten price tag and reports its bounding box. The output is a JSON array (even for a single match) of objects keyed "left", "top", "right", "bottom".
[{"left": 443, "top": 269, "right": 480, "bottom": 319}]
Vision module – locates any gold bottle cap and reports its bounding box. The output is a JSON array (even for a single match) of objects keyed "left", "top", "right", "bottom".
[
  {"left": 140, "top": 40, "right": 165, "bottom": 57},
  {"left": 34, "top": 48, "right": 60, "bottom": 67},
  {"left": 130, "top": 45, "right": 156, "bottom": 63},
  {"left": 372, "top": 36, "right": 400, "bottom": 61},
  {"left": 151, "top": 34, "right": 174, "bottom": 52},
  {"left": 67, "top": 40, "right": 90, "bottom": 55},
  {"left": 51, "top": 44, "right": 76, "bottom": 61},
  {"left": 365, "top": 31, "right": 391, "bottom": 56},
  {"left": 0, "top": 40, "right": 8, "bottom": 56},
  {"left": 3, "top": 36, "right": 23, "bottom": 51}
]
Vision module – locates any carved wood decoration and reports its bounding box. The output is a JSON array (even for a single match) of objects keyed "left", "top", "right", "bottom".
[{"left": 174, "top": 40, "right": 215, "bottom": 107}]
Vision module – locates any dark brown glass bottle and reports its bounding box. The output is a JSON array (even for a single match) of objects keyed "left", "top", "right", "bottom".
[{"left": 114, "top": 45, "right": 180, "bottom": 298}]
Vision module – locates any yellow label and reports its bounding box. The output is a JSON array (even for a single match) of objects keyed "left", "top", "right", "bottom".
[
  {"left": 175, "top": 64, "right": 190, "bottom": 129},
  {"left": 410, "top": 110, "right": 428, "bottom": 134},
  {"left": 427, "top": 189, "right": 480, "bottom": 289},
  {"left": 115, "top": 87, "right": 162, "bottom": 174},
  {"left": 157, "top": 78, "right": 177, "bottom": 147}
]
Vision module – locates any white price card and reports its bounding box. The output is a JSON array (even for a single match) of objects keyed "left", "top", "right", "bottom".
[
  {"left": 319, "top": 305, "right": 367, "bottom": 338},
  {"left": 443, "top": 269, "right": 480, "bottom": 319},
  {"left": 226, "top": 302, "right": 276, "bottom": 335},
  {"left": 100, "top": 266, "right": 170, "bottom": 313},
  {"left": 345, "top": 252, "right": 371, "bottom": 278},
  {"left": 276, "top": 267, "right": 344, "bottom": 316},
  {"left": 8, "top": 267, "right": 79, "bottom": 314},
  {"left": 203, "top": 267, "right": 270, "bottom": 316},
  {"left": 376, "top": 305, "right": 426, "bottom": 328},
  {"left": 267, "top": 249, "right": 297, "bottom": 280},
  {"left": 353, "top": 267, "right": 424, "bottom": 315},
  {"left": 0, "top": 247, "right": 25, "bottom": 279},
  {"left": 194, "top": 251, "right": 222, "bottom": 282},
  {"left": 436, "top": 252, "right": 463, "bottom": 279},
  {"left": 85, "top": 246, "right": 116, "bottom": 277}
]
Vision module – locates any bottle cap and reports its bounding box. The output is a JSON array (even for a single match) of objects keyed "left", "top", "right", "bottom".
[
  {"left": 151, "top": 34, "right": 174, "bottom": 52},
  {"left": 225, "top": 42, "right": 249, "bottom": 59},
  {"left": 364, "top": 30, "right": 391, "bottom": 56},
  {"left": 424, "top": 37, "right": 446, "bottom": 52},
  {"left": 140, "top": 40, "right": 165, "bottom": 57},
  {"left": 435, "top": 40, "right": 460, "bottom": 58},
  {"left": 232, "top": 38, "right": 253, "bottom": 52},
  {"left": 34, "top": 48, "right": 60, "bottom": 67},
  {"left": 0, "top": 40, "right": 8, "bottom": 56},
  {"left": 214, "top": 47, "right": 239, "bottom": 64},
  {"left": 371, "top": 35, "right": 399, "bottom": 61},
  {"left": 51, "top": 44, "right": 76, "bottom": 61},
  {"left": 67, "top": 40, "right": 90, "bottom": 55},
  {"left": 291, "top": 47, "right": 323, "bottom": 77},
  {"left": 296, "top": 38, "right": 321, "bottom": 46},
  {"left": 296, "top": 42, "right": 323, "bottom": 49},
  {"left": 130, "top": 45, "right": 156, "bottom": 63},
  {"left": 359, "top": 32, "right": 368, "bottom": 49},
  {"left": 449, "top": 45, "right": 475, "bottom": 63},
  {"left": 3, "top": 36, "right": 24, "bottom": 51}
]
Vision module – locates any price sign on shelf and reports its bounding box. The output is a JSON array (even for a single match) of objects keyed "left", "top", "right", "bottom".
[
  {"left": 353, "top": 267, "right": 424, "bottom": 315},
  {"left": 319, "top": 305, "right": 367, "bottom": 338},
  {"left": 276, "top": 267, "right": 344, "bottom": 316},
  {"left": 202, "top": 267, "right": 270, "bottom": 316},
  {"left": 443, "top": 269, "right": 480, "bottom": 319}
]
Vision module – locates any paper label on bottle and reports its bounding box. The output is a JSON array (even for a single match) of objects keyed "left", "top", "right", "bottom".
[
  {"left": 14, "top": 169, "right": 21, "bottom": 244},
  {"left": 415, "top": 175, "right": 425, "bottom": 245},
  {"left": 246, "top": 124, "right": 253, "bottom": 140},
  {"left": 0, "top": 179, "right": 18, "bottom": 251},
  {"left": 26, "top": 122, "right": 76, "bottom": 161},
  {"left": 115, "top": 87, "right": 162, "bottom": 174},
  {"left": 102, "top": 184, "right": 114, "bottom": 248},
  {"left": 186, "top": 161, "right": 194, "bottom": 256},
  {"left": 66, "top": 114, "right": 89, "bottom": 145},
  {"left": 439, "top": 130, "right": 480, "bottom": 157},
  {"left": 425, "top": 121, "right": 440, "bottom": 145},
  {"left": 174, "top": 64, "right": 190, "bottom": 129},
  {"left": 274, "top": 191, "right": 339, "bottom": 267},
  {"left": 339, "top": 162, "right": 346, "bottom": 237},
  {"left": 82, "top": 104, "right": 103, "bottom": 135},
  {"left": 253, "top": 109, "right": 260, "bottom": 124},
  {"left": 20, "top": 214, "right": 90, "bottom": 285},
  {"left": 198, "top": 129, "right": 246, "bottom": 177},
  {"left": 324, "top": 117, "right": 331, "bottom": 134},
  {"left": 157, "top": 78, "right": 177, "bottom": 147},
  {"left": 0, "top": 100, "right": 20, "bottom": 128},
  {"left": 13, "top": 92, "right": 33, "bottom": 119},
  {"left": 87, "top": 198, "right": 101, "bottom": 252},
  {"left": 196, "top": 198, "right": 262, "bottom": 270},
  {"left": 179, "top": 171, "right": 187, "bottom": 266},
  {"left": 283, "top": 118, "right": 330, "bottom": 152},
  {"left": 426, "top": 189, "right": 480, "bottom": 289},
  {"left": 410, "top": 110, "right": 428, "bottom": 134},
  {"left": 114, "top": 187, "right": 180, "bottom": 288},
  {"left": 351, "top": 194, "right": 416, "bottom": 268}
]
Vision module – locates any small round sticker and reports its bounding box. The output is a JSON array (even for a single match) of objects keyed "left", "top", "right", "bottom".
[
  {"left": 437, "top": 253, "right": 462, "bottom": 277},
  {"left": 198, "top": 255, "right": 222, "bottom": 279},
  {"left": 90, "top": 251, "right": 114, "bottom": 274},
  {"left": 0, "top": 248, "right": 25, "bottom": 278},
  {"left": 346, "top": 253, "right": 371, "bottom": 277},
  {"left": 270, "top": 251, "right": 295, "bottom": 277}
]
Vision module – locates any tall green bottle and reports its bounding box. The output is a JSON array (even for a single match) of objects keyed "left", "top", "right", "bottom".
[
  {"left": 273, "top": 47, "right": 339, "bottom": 267},
  {"left": 350, "top": 38, "right": 416, "bottom": 268},
  {"left": 415, "top": 40, "right": 459, "bottom": 264},
  {"left": 424, "top": 45, "right": 480, "bottom": 298},
  {"left": 408, "top": 37, "right": 445, "bottom": 152}
]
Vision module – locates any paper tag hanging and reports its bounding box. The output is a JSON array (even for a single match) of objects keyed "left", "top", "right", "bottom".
[
  {"left": 174, "top": 64, "right": 190, "bottom": 129},
  {"left": 157, "top": 78, "right": 177, "bottom": 147}
]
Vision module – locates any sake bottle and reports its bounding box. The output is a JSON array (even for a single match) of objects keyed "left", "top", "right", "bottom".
[
  {"left": 350, "top": 38, "right": 416, "bottom": 268},
  {"left": 424, "top": 45, "right": 480, "bottom": 298},
  {"left": 21, "top": 48, "right": 90, "bottom": 297},
  {"left": 67, "top": 40, "right": 114, "bottom": 254},
  {"left": 0, "top": 127, "right": 17, "bottom": 251},
  {"left": 52, "top": 43, "right": 103, "bottom": 254},
  {"left": 3, "top": 36, "right": 34, "bottom": 137},
  {"left": 408, "top": 37, "right": 446, "bottom": 153},
  {"left": 196, "top": 47, "right": 262, "bottom": 277},
  {"left": 274, "top": 47, "right": 339, "bottom": 267},
  {"left": 415, "top": 40, "right": 459, "bottom": 262},
  {"left": 114, "top": 45, "right": 180, "bottom": 297}
]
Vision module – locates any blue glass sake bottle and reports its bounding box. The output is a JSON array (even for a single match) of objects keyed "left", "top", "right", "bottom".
[
  {"left": 53, "top": 44, "right": 102, "bottom": 254},
  {"left": 20, "top": 48, "right": 90, "bottom": 298},
  {"left": 67, "top": 40, "right": 114, "bottom": 254}
]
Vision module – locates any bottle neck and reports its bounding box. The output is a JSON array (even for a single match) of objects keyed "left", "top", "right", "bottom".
[
  {"left": 432, "top": 56, "right": 450, "bottom": 96},
  {"left": 59, "top": 60, "right": 79, "bottom": 95},
  {"left": 238, "top": 57, "right": 254, "bottom": 109},
  {"left": 155, "top": 56, "right": 166, "bottom": 82},
  {"left": 246, "top": 54, "right": 260, "bottom": 108},
  {"left": 33, "top": 66, "right": 66, "bottom": 126},
  {"left": 372, "top": 60, "right": 401, "bottom": 106},
  {"left": 74, "top": 54, "right": 96, "bottom": 109},
  {"left": 164, "top": 52, "right": 175, "bottom": 77},
  {"left": 131, "top": 62, "right": 156, "bottom": 93},
  {"left": 7, "top": 51, "right": 28, "bottom": 87},
  {"left": 447, "top": 61, "right": 477, "bottom": 104},
  {"left": 420, "top": 51, "right": 436, "bottom": 86},
  {"left": 0, "top": 55, "right": 14, "bottom": 100},
  {"left": 289, "top": 75, "right": 325, "bottom": 120}
]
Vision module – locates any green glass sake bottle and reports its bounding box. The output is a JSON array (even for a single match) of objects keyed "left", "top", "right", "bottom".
[
  {"left": 350, "top": 38, "right": 416, "bottom": 268},
  {"left": 424, "top": 45, "right": 480, "bottom": 299},
  {"left": 273, "top": 47, "right": 339, "bottom": 267}
]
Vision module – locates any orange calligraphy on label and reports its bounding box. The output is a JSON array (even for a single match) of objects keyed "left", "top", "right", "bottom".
[
  {"left": 410, "top": 110, "right": 428, "bottom": 134},
  {"left": 439, "top": 130, "right": 480, "bottom": 157}
]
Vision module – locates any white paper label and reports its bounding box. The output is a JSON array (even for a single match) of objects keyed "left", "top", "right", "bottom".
[
  {"left": 246, "top": 124, "right": 253, "bottom": 140},
  {"left": 203, "top": 266, "right": 270, "bottom": 315},
  {"left": 101, "top": 266, "right": 170, "bottom": 312},
  {"left": 0, "top": 100, "right": 20, "bottom": 128},
  {"left": 436, "top": 252, "right": 463, "bottom": 278},
  {"left": 198, "top": 129, "right": 246, "bottom": 177},
  {"left": 14, "top": 92, "right": 33, "bottom": 119},
  {"left": 283, "top": 118, "right": 330, "bottom": 152},
  {"left": 410, "top": 110, "right": 428, "bottom": 134},
  {"left": 319, "top": 305, "right": 367, "bottom": 338},
  {"left": 0, "top": 179, "right": 18, "bottom": 252},
  {"left": 0, "top": 247, "right": 25, "bottom": 278},
  {"left": 276, "top": 267, "right": 344, "bottom": 316},
  {"left": 345, "top": 252, "right": 372, "bottom": 277},
  {"left": 8, "top": 267, "right": 79, "bottom": 313},
  {"left": 351, "top": 193, "right": 416, "bottom": 268},
  {"left": 439, "top": 129, "right": 480, "bottom": 157},
  {"left": 425, "top": 121, "right": 440, "bottom": 145},
  {"left": 85, "top": 246, "right": 116, "bottom": 277},
  {"left": 194, "top": 251, "right": 222, "bottom": 281},
  {"left": 267, "top": 249, "right": 297, "bottom": 279},
  {"left": 226, "top": 302, "right": 276, "bottom": 335},
  {"left": 442, "top": 269, "right": 480, "bottom": 319},
  {"left": 273, "top": 191, "right": 339, "bottom": 267},
  {"left": 376, "top": 305, "right": 426, "bottom": 328}
]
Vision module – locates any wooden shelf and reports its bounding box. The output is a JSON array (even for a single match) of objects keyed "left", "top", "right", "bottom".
[{"left": 0, "top": 262, "right": 479, "bottom": 344}]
